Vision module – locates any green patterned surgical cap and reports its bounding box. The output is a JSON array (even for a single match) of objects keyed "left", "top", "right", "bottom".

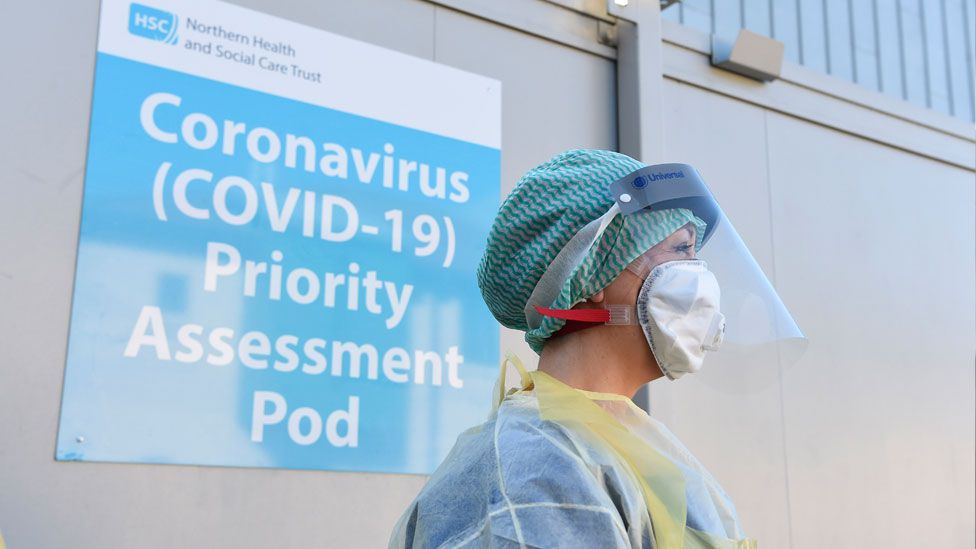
[{"left": 476, "top": 149, "right": 706, "bottom": 353}]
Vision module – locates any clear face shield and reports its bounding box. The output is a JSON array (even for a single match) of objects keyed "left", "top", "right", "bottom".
[{"left": 531, "top": 163, "right": 806, "bottom": 379}]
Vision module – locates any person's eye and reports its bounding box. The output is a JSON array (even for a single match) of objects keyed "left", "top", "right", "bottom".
[{"left": 673, "top": 242, "right": 693, "bottom": 253}]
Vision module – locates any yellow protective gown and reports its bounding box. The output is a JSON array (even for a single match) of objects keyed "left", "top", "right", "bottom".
[{"left": 390, "top": 354, "right": 757, "bottom": 548}]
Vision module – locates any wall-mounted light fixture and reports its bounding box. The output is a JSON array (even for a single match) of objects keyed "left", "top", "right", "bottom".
[{"left": 711, "top": 29, "right": 785, "bottom": 82}]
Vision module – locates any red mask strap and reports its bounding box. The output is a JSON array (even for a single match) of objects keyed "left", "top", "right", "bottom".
[
  {"left": 533, "top": 304, "right": 611, "bottom": 338},
  {"left": 533, "top": 304, "right": 611, "bottom": 323}
]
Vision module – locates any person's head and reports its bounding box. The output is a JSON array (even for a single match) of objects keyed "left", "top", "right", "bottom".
[
  {"left": 549, "top": 221, "right": 700, "bottom": 381},
  {"left": 480, "top": 149, "right": 805, "bottom": 394},
  {"left": 476, "top": 149, "right": 707, "bottom": 365}
]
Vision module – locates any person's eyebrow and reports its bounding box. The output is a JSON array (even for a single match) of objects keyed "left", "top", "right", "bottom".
[{"left": 682, "top": 225, "right": 696, "bottom": 241}]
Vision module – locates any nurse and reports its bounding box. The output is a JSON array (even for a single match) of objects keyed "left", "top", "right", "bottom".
[{"left": 389, "top": 149, "right": 804, "bottom": 548}]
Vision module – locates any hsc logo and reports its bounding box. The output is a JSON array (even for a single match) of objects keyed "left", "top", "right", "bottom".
[{"left": 128, "top": 3, "right": 179, "bottom": 44}]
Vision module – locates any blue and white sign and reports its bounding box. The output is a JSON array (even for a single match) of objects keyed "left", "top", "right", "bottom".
[{"left": 57, "top": 0, "right": 501, "bottom": 474}]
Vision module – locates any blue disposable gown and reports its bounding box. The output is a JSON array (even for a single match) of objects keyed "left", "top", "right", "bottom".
[{"left": 389, "top": 372, "right": 754, "bottom": 548}]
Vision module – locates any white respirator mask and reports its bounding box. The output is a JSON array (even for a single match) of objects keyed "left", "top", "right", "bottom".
[
  {"left": 633, "top": 259, "right": 725, "bottom": 379},
  {"left": 532, "top": 257, "right": 725, "bottom": 380}
]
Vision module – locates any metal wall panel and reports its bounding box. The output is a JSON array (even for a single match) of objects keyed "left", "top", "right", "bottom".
[
  {"left": 662, "top": 0, "right": 976, "bottom": 122},
  {"left": 650, "top": 71, "right": 974, "bottom": 549},
  {"left": 922, "top": 0, "right": 952, "bottom": 114},
  {"left": 798, "top": 0, "right": 831, "bottom": 72},
  {"left": 945, "top": 0, "right": 976, "bottom": 121},
  {"left": 767, "top": 109, "right": 976, "bottom": 549},
  {"left": 773, "top": 0, "right": 803, "bottom": 64},
  {"left": 877, "top": 0, "right": 907, "bottom": 97},
  {"left": 900, "top": 0, "right": 934, "bottom": 105},
  {"left": 851, "top": 0, "right": 881, "bottom": 91},
  {"left": 743, "top": 0, "right": 773, "bottom": 37},
  {"left": 677, "top": 0, "right": 715, "bottom": 35},
  {"left": 713, "top": 0, "right": 746, "bottom": 41},
  {"left": 824, "top": 0, "right": 855, "bottom": 80}
]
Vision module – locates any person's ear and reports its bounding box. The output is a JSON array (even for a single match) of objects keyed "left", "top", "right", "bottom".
[{"left": 588, "top": 289, "right": 605, "bottom": 303}]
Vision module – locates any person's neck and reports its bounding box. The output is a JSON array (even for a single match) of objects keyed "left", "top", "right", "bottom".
[{"left": 536, "top": 327, "right": 662, "bottom": 399}]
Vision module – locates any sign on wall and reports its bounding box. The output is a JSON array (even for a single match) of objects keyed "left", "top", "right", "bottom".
[{"left": 56, "top": 0, "right": 501, "bottom": 474}]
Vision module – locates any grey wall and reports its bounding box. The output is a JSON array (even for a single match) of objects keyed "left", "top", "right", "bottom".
[
  {"left": 1, "top": 0, "right": 974, "bottom": 548},
  {"left": 649, "top": 77, "right": 975, "bottom": 549}
]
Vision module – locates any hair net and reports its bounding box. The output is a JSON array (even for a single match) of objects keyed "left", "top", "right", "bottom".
[{"left": 476, "top": 149, "right": 706, "bottom": 352}]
